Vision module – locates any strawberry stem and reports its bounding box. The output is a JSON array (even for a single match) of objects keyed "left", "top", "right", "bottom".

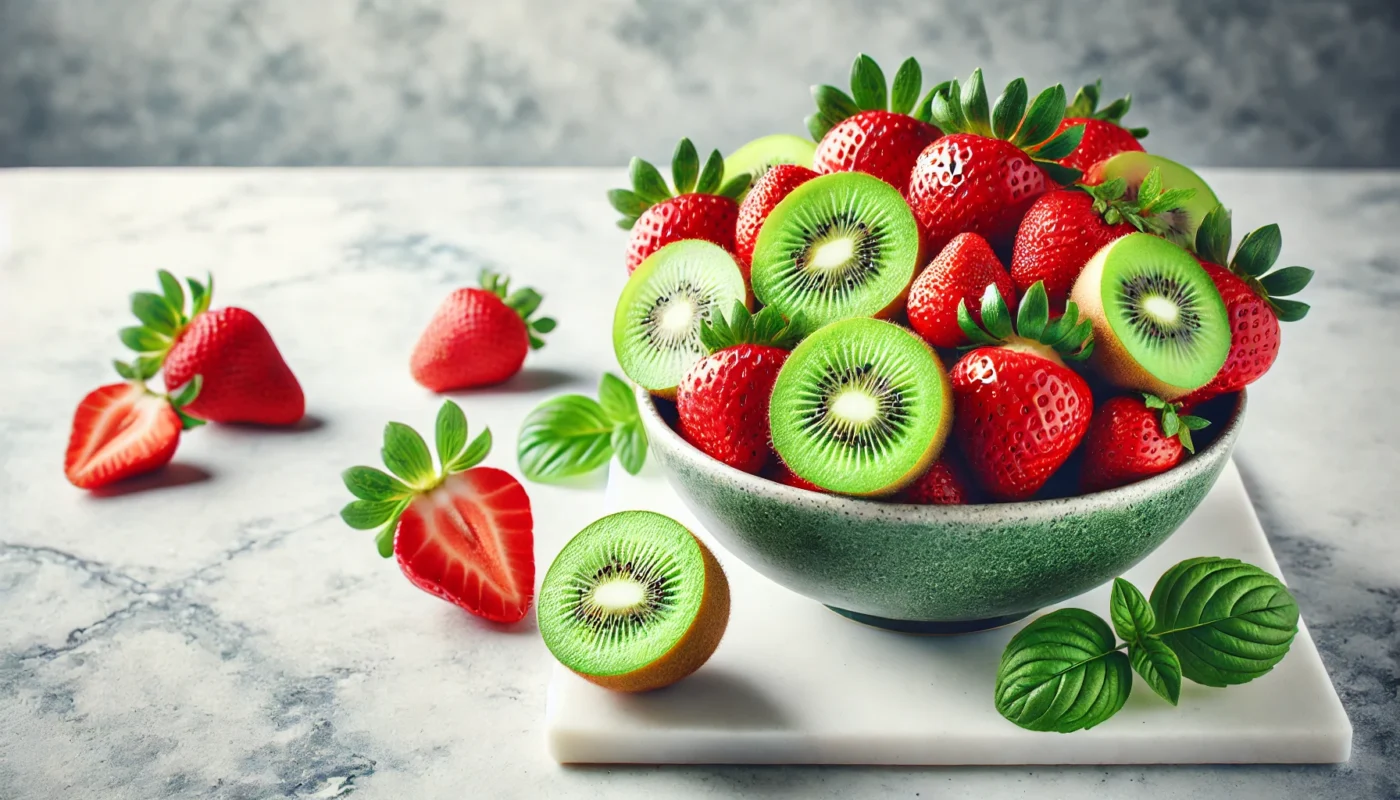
[{"left": 958, "top": 282, "right": 1094, "bottom": 361}]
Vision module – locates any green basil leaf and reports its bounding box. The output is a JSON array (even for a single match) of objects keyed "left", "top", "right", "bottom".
[
  {"left": 1129, "top": 637, "right": 1183, "bottom": 705},
  {"left": 994, "top": 608, "right": 1131, "bottom": 733},
  {"left": 342, "top": 465, "right": 411, "bottom": 502},
  {"left": 131, "top": 292, "right": 179, "bottom": 335},
  {"left": 671, "top": 138, "right": 700, "bottom": 195},
  {"left": 612, "top": 420, "right": 648, "bottom": 476},
  {"left": 517, "top": 394, "right": 615, "bottom": 482},
  {"left": 850, "top": 53, "right": 887, "bottom": 111},
  {"left": 435, "top": 400, "right": 468, "bottom": 469},
  {"left": 889, "top": 57, "right": 922, "bottom": 116},
  {"left": 1109, "top": 577, "right": 1154, "bottom": 643},
  {"left": 598, "top": 372, "right": 638, "bottom": 424},
  {"left": 382, "top": 421, "right": 436, "bottom": 488},
  {"left": 340, "top": 498, "right": 402, "bottom": 531},
  {"left": 1150, "top": 557, "right": 1299, "bottom": 687},
  {"left": 1259, "top": 266, "right": 1314, "bottom": 298}
]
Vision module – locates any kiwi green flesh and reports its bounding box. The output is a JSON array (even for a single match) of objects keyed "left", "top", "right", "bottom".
[
  {"left": 538, "top": 511, "right": 705, "bottom": 678},
  {"left": 1099, "top": 233, "right": 1230, "bottom": 389},
  {"left": 1094, "top": 152, "right": 1220, "bottom": 248},
  {"left": 750, "top": 172, "right": 919, "bottom": 335},
  {"left": 769, "top": 317, "right": 948, "bottom": 496},
  {"left": 613, "top": 240, "right": 747, "bottom": 393},
  {"left": 723, "top": 134, "right": 817, "bottom": 189}
]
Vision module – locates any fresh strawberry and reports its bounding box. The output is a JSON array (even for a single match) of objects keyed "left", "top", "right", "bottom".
[
  {"left": 120, "top": 271, "right": 304, "bottom": 425},
  {"left": 411, "top": 271, "right": 555, "bottom": 392},
  {"left": 1010, "top": 167, "right": 1199, "bottom": 308},
  {"left": 907, "top": 232, "right": 1017, "bottom": 348},
  {"left": 1081, "top": 394, "right": 1208, "bottom": 493},
  {"left": 897, "top": 455, "right": 974, "bottom": 504},
  {"left": 340, "top": 400, "right": 534, "bottom": 623},
  {"left": 676, "top": 304, "right": 801, "bottom": 474},
  {"left": 766, "top": 460, "right": 825, "bottom": 493},
  {"left": 1177, "top": 207, "right": 1312, "bottom": 407},
  {"left": 610, "top": 138, "right": 750, "bottom": 273},
  {"left": 807, "top": 55, "right": 942, "bottom": 193},
  {"left": 906, "top": 70, "right": 1085, "bottom": 258},
  {"left": 65, "top": 363, "right": 204, "bottom": 489},
  {"left": 949, "top": 281, "right": 1095, "bottom": 501},
  {"left": 735, "top": 164, "right": 818, "bottom": 272},
  {"left": 1054, "top": 81, "right": 1148, "bottom": 173}
]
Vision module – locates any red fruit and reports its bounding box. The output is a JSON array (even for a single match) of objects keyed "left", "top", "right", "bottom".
[
  {"left": 1081, "top": 395, "right": 1207, "bottom": 493},
  {"left": 340, "top": 400, "right": 534, "bottom": 623},
  {"left": 610, "top": 138, "right": 748, "bottom": 273},
  {"left": 735, "top": 164, "right": 818, "bottom": 271},
  {"left": 411, "top": 271, "right": 554, "bottom": 392},
  {"left": 676, "top": 305, "right": 801, "bottom": 474},
  {"left": 897, "top": 456, "right": 973, "bottom": 504},
  {"left": 64, "top": 383, "right": 181, "bottom": 489},
  {"left": 766, "top": 461, "right": 825, "bottom": 493},
  {"left": 907, "top": 232, "right": 1017, "bottom": 348},
  {"left": 948, "top": 281, "right": 1095, "bottom": 501},
  {"left": 1055, "top": 81, "right": 1148, "bottom": 172}
]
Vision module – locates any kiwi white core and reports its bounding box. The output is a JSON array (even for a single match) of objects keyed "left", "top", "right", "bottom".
[
  {"left": 831, "top": 388, "right": 879, "bottom": 425},
  {"left": 658, "top": 297, "right": 697, "bottom": 336},
  {"left": 591, "top": 578, "right": 647, "bottom": 612},
  {"left": 1142, "top": 295, "right": 1181, "bottom": 326},
  {"left": 812, "top": 236, "right": 857, "bottom": 271}
]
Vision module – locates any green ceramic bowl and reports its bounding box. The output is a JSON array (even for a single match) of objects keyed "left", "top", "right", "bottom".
[{"left": 638, "top": 387, "right": 1245, "bottom": 634}]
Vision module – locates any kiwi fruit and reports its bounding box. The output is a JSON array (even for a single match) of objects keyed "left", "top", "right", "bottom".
[
  {"left": 614, "top": 239, "right": 748, "bottom": 398},
  {"left": 723, "top": 134, "right": 818, "bottom": 197},
  {"left": 769, "top": 317, "right": 952, "bottom": 496},
  {"left": 1087, "top": 152, "right": 1220, "bottom": 248},
  {"left": 750, "top": 172, "right": 920, "bottom": 334},
  {"left": 538, "top": 511, "right": 730, "bottom": 693},
  {"left": 1071, "top": 233, "right": 1230, "bottom": 399}
]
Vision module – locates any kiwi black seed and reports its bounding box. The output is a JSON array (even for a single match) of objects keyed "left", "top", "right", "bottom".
[
  {"left": 768, "top": 317, "right": 951, "bottom": 496},
  {"left": 750, "top": 172, "right": 920, "bottom": 334},
  {"left": 613, "top": 239, "right": 748, "bottom": 397}
]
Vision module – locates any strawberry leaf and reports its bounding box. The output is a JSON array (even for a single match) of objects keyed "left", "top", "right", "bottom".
[
  {"left": 169, "top": 375, "right": 202, "bottom": 408},
  {"left": 448, "top": 428, "right": 492, "bottom": 473},
  {"left": 1065, "top": 80, "right": 1100, "bottom": 119},
  {"left": 717, "top": 173, "right": 751, "bottom": 200},
  {"left": 134, "top": 355, "right": 163, "bottom": 381},
  {"left": 1033, "top": 159, "right": 1082, "bottom": 187},
  {"left": 120, "top": 326, "right": 169, "bottom": 354},
  {"left": 1030, "top": 124, "right": 1084, "bottom": 162},
  {"left": 990, "top": 77, "right": 1028, "bottom": 140},
  {"left": 131, "top": 292, "right": 180, "bottom": 336},
  {"left": 960, "top": 68, "right": 991, "bottom": 136},
  {"left": 343, "top": 465, "right": 411, "bottom": 502},
  {"left": 608, "top": 188, "right": 649, "bottom": 217},
  {"left": 1194, "top": 205, "right": 1233, "bottom": 265},
  {"left": 1013, "top": 84, "right": 1067, "bottom": 148},
  {"left": 979, "top": 283, "right": 1014, "bottom": 340},
  {"left": 113, "top": 359, "right": 137, "bottom": 381},
  {"left": 176, "top": 410, "right": 206, "bottom": 430},
  {"left": 504, "top": 288, "right": 543, "bottom": 318},
  {"left": 889, "top": 57, "right": 922, "bottom": 116},
  {"left": 374, "top": 508, "right": 404, "bottom": 558},
  {"left": 382, "top": 421, "right": 436, "bottom": 489},
  {"left": 813, "top": 84, "right": 861, "bottom": 125},
  {"left": 672, "top": 138, "right": 699, "bottom": 195},
  {"left": 956, "top": 299, "right": 1001, "bottom": 347},
  {"left": 695, "top": 149, "right": 725, "bottom": 196},
  {"left": 1232, "top": 224, "right": 1282, "bottom": 277},
  {"left": 341, "top": 498, "right": 403, "bottom": 531},
  {"left": 1259, "top": 266, "right": 1314, "bottom": 298},
  {"left": 850, "top": 54, "right": 887, "bottom": 112},
  {"left": 1015, "top": 281, "right": 1049, "bottom": 341},
  {"left": 435, "top": 400, "right": 468, "bottom": 470},
  {"left": 913, "top": 79, "right": 949, "bottom": 124},
  {"left": 629, "top": 157, "right": 671, "bottom": 203},
  {"left": 157, "top": 270, "right": 185, "bottom": 314},
  {"left": 929, "top": 79, "right": 966, "bottom": 134},
  {"left": 1270, "top": 297, "right": 1310, "bottom": 322}
]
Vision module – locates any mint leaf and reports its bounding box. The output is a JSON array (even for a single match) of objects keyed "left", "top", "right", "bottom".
[
  {"left": 995, "top": 608, "right": 1131, "bottom": 733},
  {"left": 1109, "top": 577, "right": 1154, "bottom": 642},
  {"left": 435, "top": 400, "right": 468, "bottom": 469},
  {"left": 382, "top": 421, "right": 436, "bottom": 488},
  {"left": 612, "top": 420, "right": 648, "bottom": 476},
  {"left": 598, "top": 372, "right": 638, "bottom": 424},
  {"left": 342, "top": 466, "right": 411, "bottom": 502},
  {"left": 1129, "top": 637, "right": 1183, "bottom": 705},
  {"left": 517, "top": 395, "right": 615, "bottom": 482}
]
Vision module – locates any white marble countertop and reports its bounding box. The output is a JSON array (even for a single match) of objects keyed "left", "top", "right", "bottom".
[{"left": 0, "top": 169, "right": 1396, "bottom": 799}]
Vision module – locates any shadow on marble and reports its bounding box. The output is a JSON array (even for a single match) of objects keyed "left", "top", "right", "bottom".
[
  {"left": 598, "top": 669, "right": 791, "bottom": 733},
  {"left": 85, "top": 462, "right": 214, "bottom": 498},
  {"left": 215, "top": 413, "right": 328, "bottom": 434},
  {"left": 446, "top": 367, "right": 583, "bottom": 398}
]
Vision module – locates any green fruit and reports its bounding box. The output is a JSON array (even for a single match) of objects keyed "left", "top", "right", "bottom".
[
  {"left": 1088, "top": 152, "right": 1220, "bottom": 248},
  {"left": 723, "top": 134, "right": 817, "bottom": 197},
  {"left": 750, "top": 172, "right": 920, "bottom": 335},
  {"left": 538, "top": 511, "right": 730, "bottom": 693},
  {"left": 1071, "top": 233, "right": 1230, "bottom": 399},
  {"left": 768, "top": 317, "right": 952, "bottom": 496},
  {"left": 613, "top": 240, "right": 748, "bottom": 398}
]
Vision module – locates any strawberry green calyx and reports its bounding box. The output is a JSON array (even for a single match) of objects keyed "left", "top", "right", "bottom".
[
  {"left": 111, "top": 357, "right": 206, "bottom": 430},
  {"left": 479, "top": 270, "right": 556, "bottom": 349},
  {"left": 698, "top": 302, "right": 803, "bottom": 354},
  {"left": 806, "top": 54, "right": 942, "bottom": 140},
  {"left": 1086, "top": 166, "right": 1197, "bottom": 237},
  {"left": 1066, "top": 80, "right": 1149, "bottom": 139},
  {"left": 607, "top": 138, "right": 750, "bottom": 230},
  {"left": 1143, "top": 393, "right": 1209, "bottom": 453},
  {"left": 120, "top": 270, "right": 213, "bottom": 367},
  {"left": 1193, "top": 205, "right": 1313, "bottom": 322},
  {"left": 958, "top": 280, "right": 1094, "bottom": 362},
  {"left": 929, "top": 69, "right": 1085, "bottom": 186},
  {"left": 340, "top": 400, "right": 492, "bottom": 558}
]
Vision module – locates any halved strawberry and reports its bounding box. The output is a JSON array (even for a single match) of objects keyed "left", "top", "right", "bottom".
[
  {"left": 65, "top": 363, "right": 203, "bottom": 489},
  {"left": 1055, "top": 81, "right": 1148, "bottom": 173},
  {"left": 339, "top": 400, "right": 534, "bottom": 623}
]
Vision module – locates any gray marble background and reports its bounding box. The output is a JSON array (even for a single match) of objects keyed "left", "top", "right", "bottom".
[{"left": 2, "top": 0, "right": 1398, "bottom": 168}]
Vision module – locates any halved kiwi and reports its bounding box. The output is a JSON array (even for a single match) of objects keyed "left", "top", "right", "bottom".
[
  {"left": 1087, "top": 153, "right": 1220, "bottom": 248},
  {"left": 750, "top": 172, "right": 920, "bottom": 334},
  {"left": 769, "top": 317, "right": 951, "bottom": 496},
  {"left": 538, "top": 511, "right": 730, "bottom": 693},
  {"left": 724, "top": 134, "right": 817, "bottom": 195},
  {"left": 613, "top": 240, "right": 748, "bottom": 398},
  {"left": 1071, "top": 233, "right": 1230, "bottom": 399}
]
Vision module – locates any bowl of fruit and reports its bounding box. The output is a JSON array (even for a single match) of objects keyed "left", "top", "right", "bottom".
[{"left": 608, "top": 59, "right": 1310, "bottom": 633}]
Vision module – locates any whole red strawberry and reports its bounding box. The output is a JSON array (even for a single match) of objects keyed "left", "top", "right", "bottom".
[
  {"left": 340, "top": 400, "right": 534, "bottom": 623},
  {"left": 907, "top": 70, "right": 1085, "bottom": 257},
  {"left": 949, "top": 281, "right": 1095, "bottom": 501},
  {"left": 735, "top": 164, "right": 818, "bottom": 272},
  {"left": 1010, "top": 166, "right": 1199, "bottom": 308},
  {"left": 610, "top": 138, "right": 750, "bottom": 273},
  {"left": 411, "top": 271, "right": 555, "bottom": 392},
  {"left": 1177, "top": 207, "right": 1312, "bottom": 407},
  {"left": 677, "top": 304, "right": 801, "bottom": 474},
  {"left": 808, "top": 55, "right": 942, "bottom": 193},
  {"left": 897, "top": 455, "right": 975, "bottom": 504},
  {"left": 119, "top": 271, "right": 304, "bottom": 425},
  {"left": 1081, "top": 394, "right": 1208, "bottom": 493},
  {"left": 907, "top": 232, "right": 1017, "bottom": 348},
  {"left": 65, "top": 363, "right": 204, "bottom": 489},
  {"left": 1054, "top": 81, "right": 1148, "bottom": 173}
]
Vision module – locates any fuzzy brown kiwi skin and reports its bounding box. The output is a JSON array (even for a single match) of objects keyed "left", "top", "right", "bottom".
[
  {"left": 570, "top": 532, "right": 730, "bottom": 693},
  {"left": 1071, "top": 241, "right": 1202, "bottom": 401}
]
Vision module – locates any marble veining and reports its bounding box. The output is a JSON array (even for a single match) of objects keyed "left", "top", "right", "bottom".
[{"left": 0, "top": 169, "right": 1397, "bottom": 798}]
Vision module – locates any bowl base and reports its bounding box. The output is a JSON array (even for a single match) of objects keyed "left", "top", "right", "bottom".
[{"left": 826, "top": 606, "right": 1034, "bottom": 635}]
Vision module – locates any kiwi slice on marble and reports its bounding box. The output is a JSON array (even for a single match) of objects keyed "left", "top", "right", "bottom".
[
  {"left": 1071, "top": 233, "right": 1230, "bottom": 399},
  {"left": 538, "top": 510, "right": 730, "bottom": 693},
  {"left": 1087, "top": 152, "right": 1220, "bottom": 248},
  {"left": 750, "top": 172, "right": 920, "bottom": 335},
  {"left": 613, "top": 239, "right": 748, "bottom": 398},
  {"left": 769, "top": 317, "right": 951, "bottom": 497},
  {"left": 723, "top": 134, "right": 818, "bottom": 197}
]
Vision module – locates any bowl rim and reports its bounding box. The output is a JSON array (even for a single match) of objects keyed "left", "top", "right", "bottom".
[{"left": 636, "top": 385, "right": 1247, "bottom": 524}]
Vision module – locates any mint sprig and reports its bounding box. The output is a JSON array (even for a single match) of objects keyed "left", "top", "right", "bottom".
[
  {"left": 994, "top": 557, "right": 1299, "bottom": 733},
  {"left": 516, "top": 373, "right": 648, "bottom": 482}
]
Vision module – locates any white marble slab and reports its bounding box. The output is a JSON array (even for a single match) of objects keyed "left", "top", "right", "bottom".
[{"left": 546, "top": 460, "right": 1351, "bottom": 765}]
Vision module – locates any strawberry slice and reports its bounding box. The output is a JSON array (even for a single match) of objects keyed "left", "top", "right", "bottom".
[
  {"left": 339, "top": 400, "right": 535, "bottom": 623},
  {"left": 65, "top": 366, "right": 204, "bottom": 490}
]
